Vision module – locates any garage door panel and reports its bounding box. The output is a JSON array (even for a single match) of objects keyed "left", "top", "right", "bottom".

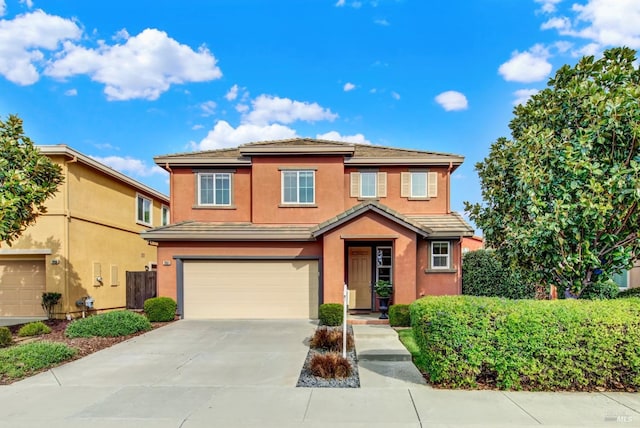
[
  {"left": 0, "top": 260, "right": 46, "bottom": 317},
  {"left": 184, "top": 260, "right": 319, "bottom": 319}
]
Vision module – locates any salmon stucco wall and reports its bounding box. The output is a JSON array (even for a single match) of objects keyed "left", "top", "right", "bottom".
[
  {"left": 156, "top": 241, "right": 323, "bottom": 300},
  {"left": 416, "top": 239, "right": 462, "bottom": 296},
  {"left": 321, "top": 211, "right": 417, "bottom": 305}
]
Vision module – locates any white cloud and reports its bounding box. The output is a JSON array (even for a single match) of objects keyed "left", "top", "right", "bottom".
[
  {"left": 335, "top": 0, "right": 345, "bottom": 6},
  {"left": 374, "top": 18, "right": 389, "bottom": 26},
  {"left": 46, "top": 28, "right": 222, "bottom": 100},
  {"left": 113, "top": 28, "right": 129, "bottom": 41},
  {"left": 192, "top": 124, "right": 204, "bottom": 130},
  {"left": 434, "top": 91, "right": 468, "bottom": 111},
  {"left": 541, "top": 16, "right": 571, "bottom": 31},
  {"left": 535, "top": 0, "right": 562, "bottom": 13},
  {"left": 0, "top": 1, "right": 6, "bottom": 16},
  {"left": 90, "top": 155, "right": 165, "bottom": 177},
  {"left": 200, "top": 100, "right": 216, "bottom": 116},
  {"left": 0, "top": 10, "right": 82, "bottom": 85},
  {"left": 19, "top": 0, "right": 33, "bottom": 8},
  {"left": 571, "top": 0, "right": 640, "bottom": 49},
  {"left": 225, "top": 84, "right": 239, "bottom": 101},
  {"left": 316, "top": 131, "right": 371, "bottom": 144},
  {"left": 243, "top": 95, "right": 337, "bottom": 126},
  {"left": 369, "top": 88, "right": 377, "bottom": 93},
  {"left": 235, "top": 103, "right": 249, "bottom": 113},
  {"left": 513, "top": 89, "right": 539, "bottom": 106},
  {"left": 64, "top": 88, "right": 77, "bottom": 96},
  {"left": 343, "top": 82, "right": 355, "bottom": 91},
  {"left": 391, "top": 91, "right": 400, "bottom": 100},
  {"left": 193, "top": 120, "right": 298, "bottom": 150},
  {"left": 498, "top": 44, "right": 552, "bottom": 83},
  {"left": 93, "top": 142, "right": 118, "bottom": 150}
]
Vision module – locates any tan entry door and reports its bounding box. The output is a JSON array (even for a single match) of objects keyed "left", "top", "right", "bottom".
[
  {"left": 348, "top": 247, "right": 372, "bottom": 309},
  {"left": 0, "top": 259, "right": 46, "bottom": 317}
]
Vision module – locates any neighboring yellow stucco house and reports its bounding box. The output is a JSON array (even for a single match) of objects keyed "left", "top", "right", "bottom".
[{"left": 0, "top": 145, "right": 169, "bottom": 319}]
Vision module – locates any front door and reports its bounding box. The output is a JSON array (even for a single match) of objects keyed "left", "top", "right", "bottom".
[{"left": 348, "top": 247, "right": 372, "bottom": 309}]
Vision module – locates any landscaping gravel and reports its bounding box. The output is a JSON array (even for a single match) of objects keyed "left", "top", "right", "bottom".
[{"left": 296, "top": 325, "right": 360, "bottom": 388}]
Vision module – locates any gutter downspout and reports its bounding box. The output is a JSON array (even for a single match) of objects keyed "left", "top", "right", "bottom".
[
  {"left": 64, "top": 156, "right": 78, "bottom": 317},
  {"left": 446, "top": 161, "right": 453, "bottom": 214},
  {"left": 164, "top": 163, "right": 173, "bottom": 221}
]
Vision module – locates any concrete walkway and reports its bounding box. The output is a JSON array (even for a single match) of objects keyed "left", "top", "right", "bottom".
[{"left": 0, "top": 319, "right": 638, "bottom": 427}]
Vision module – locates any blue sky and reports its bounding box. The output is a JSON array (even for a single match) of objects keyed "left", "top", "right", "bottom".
[{"left": 1, "top": 0, "right": 639, "bottom": 229}]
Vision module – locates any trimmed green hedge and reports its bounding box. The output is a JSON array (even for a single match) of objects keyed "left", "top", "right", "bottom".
[
  {"left": 144, "top": 297, "right": 177, "bottom": 322},
  {"left": 410, "top": 296, "right": 640, "bottom": 391},
  {"left": 0, "top": 327, "right": 11, "bottom": 348},
  {"left": 618, "top": 288, "right": 640, "bottom": 298},
  {"left": 318, "top": 303, "right": 343, "bottom": 326},
  {"left": 65, "top": 310, "right": 152, "bottom": 338},
  {"left": 389, "top": 304, "right": 410, "bottom": 327},
  {"left": 18, "top": 321, "right": 51, "bottom": 337},
  {"left": 0, "top": 342, "right": 76, "bottom": 379},
  {"left": 462, "top": 250, "right": 537, "bottom": 299}
]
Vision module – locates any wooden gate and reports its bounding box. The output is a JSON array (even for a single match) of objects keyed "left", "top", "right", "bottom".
[{"left": 126, "top": 271, "right": 157, "bottom": 309}]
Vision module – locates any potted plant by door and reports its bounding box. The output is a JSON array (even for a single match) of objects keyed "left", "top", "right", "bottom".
[{"left": 374, "top": 280, "right": 393, "bottom": 319}]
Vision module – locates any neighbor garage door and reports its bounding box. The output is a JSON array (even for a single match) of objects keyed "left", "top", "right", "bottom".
[
  {"left": 183, "top": 259, "right": 319, "bottom": 319},
  {"left": 0, "top": 259, "right": 46, "bottom": 317}
]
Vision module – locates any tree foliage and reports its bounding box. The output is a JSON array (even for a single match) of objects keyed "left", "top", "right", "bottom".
[
  {"left": 0, "top": 115, "right": 63, "bottom": 246},
  {"left": 465, "top": 47, "right": 640, "bottom": 296}
]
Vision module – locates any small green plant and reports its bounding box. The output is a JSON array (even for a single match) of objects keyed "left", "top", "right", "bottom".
[
  {"left": 318, "top": 303, "right": 343, "bottom": 326},
  {"left": 374, "top": 280, "right": 393, "bottom": 298},
  {"left": 389, "top": 304, "right": 411, "bottom": 327},
  {"left": 0, "top": 341, "right": 76, "bottom": 380},
  {"left": 618, "top": 288, "right": 640, "bottom": 298},
  {"left": 143, "top": 297, "right": 177, "bottom": 322},
  {"left": 65, "top": 310, "right": 152, "bottom": 338},
  {"left": 18, "top": 321, "right": 51, "bottom": 337},
  {"left": 41, "top": 292, "right": 62, "bottom": 319},
  {"left": 309, "top": 352, "right": 352, "bottom": 379},
  {"left": 579, "top": 280, "right": 620, "bottom": 300},
  {"left": 0, "top": 327, "right": 12, "bottom": 348},
  {"left": 310, "top": 327, "right": 354, "bottom": 351}
]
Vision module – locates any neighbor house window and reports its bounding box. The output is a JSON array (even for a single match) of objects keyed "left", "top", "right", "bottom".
[
  {"left": 410, "top": 172, "right": 428, "bottom": 198},
  {"left": 282, "top": 170, "right": 315, "bottom": 204},
  {"left": 350, "top": 171, "right": 387, "bottom": 199},
  {"left": 612, "top": 270, "right": 629, "bottom": 289},
  {"left": 136, "top": 194, "right": 152, "bottom": 226},
  {"left": 431, "top": 241, "right": 450, "bottom": 269},
  {"left": 161, "top": 205, "right": 170, "bottom": 226},
  {"left": 198, "top": 173, "right": 231, "bottom": 206}
]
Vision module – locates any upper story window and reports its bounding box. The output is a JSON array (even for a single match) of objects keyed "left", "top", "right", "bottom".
[
  {"left": 161, "top": 205, "right": 170, "bottom": 226},
  {"left": 350, "top": 171, "right": 387, "bottom": 199},
  {"left": 282, "top": 170, "right": 315, "bottom": 204},
  {"left": 401, "top": 171, "right": 438, "bottom": 199},
  {"left": 136, "top": 194, "right": 152, "bottom": 226},
  {"left": 198, "top": 172, "right": 232, "bottom": 206},
  {"left": 431, "top": 241, "right": 450, "bottom": 269}
]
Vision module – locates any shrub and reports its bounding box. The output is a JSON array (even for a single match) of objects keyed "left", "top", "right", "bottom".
[
  {"left": 41, "top": 292, "right": 62, "bottom": 319},
  {"left": 65, "top": 310, "right": 152, "bottom": 338},
  {"left": 389, "top": 304, "right": 411, "bottom": 327},
  {"left": 462, "top": 250, "right": 537, "bottom": 299},
  {"left": 0, "top": 327, "right": 12, "bottom": 348},
  {"left": 18, "top": 321, "right": 51, "bottom": 337},
  {"left": 143, "top": 297, "right": 177, "bottom": 322},
  {"left": 318, "top": 303, "right": 343, "bottom": 326},
  {"left": 410, "top": 295, "right": 640, "bottom": 391},
  {"left": 0, "top": 341, "right": 76, "bottom": 379},
  {"left": 309, "top": 352, "right": 352, "bottom": 378},
  {"left": 310, "top": 327, "right": 354, "bottom": 351},
  {"left": 579, "top": 280, "right": 620, "bottom": 300},
  {"left": 618, "top": 288, "right": 640, "bottom": 298}
]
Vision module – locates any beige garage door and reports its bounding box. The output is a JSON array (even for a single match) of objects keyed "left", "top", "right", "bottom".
[
  {"left": 0, "top": 259, "right": 46, "bottom": 317},
  {"left": 183, "top": 260, "right": 319, "bottom": 319}
]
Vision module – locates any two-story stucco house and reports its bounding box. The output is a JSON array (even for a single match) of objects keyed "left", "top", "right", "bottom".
[
  {"left": 0, "top": 145, "right": 169, "bottom": 319},
  {"left": 142, "top": 138, "right": 474, "bottom": 319}
]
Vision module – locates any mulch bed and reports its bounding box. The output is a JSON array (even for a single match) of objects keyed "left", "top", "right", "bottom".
[{"left": 1, "top": 317, "right": 173, "bottom": 385}]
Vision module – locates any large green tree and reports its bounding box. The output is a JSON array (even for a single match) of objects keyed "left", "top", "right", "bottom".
[
  {"left": 0, "top": 115, "right": 63, "bottom": 246},
  {"left": 465, "top": 47, "right": 640, "bottom": 296}
]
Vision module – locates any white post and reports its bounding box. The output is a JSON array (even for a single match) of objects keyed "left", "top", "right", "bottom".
[{"left": 343, "top": 283, "right": 348, "bottom": 358}]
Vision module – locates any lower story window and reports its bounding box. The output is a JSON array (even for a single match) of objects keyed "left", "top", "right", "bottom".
[{"left": 431, "top": 241, "right": 450, "bottom": 269}]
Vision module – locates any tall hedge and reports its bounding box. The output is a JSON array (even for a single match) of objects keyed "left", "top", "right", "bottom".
[
  {"left": 462, "top": 250, "right": 536, "bottom": 299},
  {"left": 410, "top": 296, "right": 640, "bottom": 391}
]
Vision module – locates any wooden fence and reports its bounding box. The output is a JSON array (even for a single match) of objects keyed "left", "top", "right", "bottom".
[{"left": 126, "top": 271, "right": 157, "bottom": 309}]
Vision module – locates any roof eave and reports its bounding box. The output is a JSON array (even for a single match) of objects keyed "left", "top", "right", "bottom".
[
  {"left": 153, "top": 157, "right": 252, "bottom": 168},
  {"left": 345, "top": 157, "right": 464, "bottom": 166},
  {"left": 238, "top": 146, "right": 355, "bottom": 156}
]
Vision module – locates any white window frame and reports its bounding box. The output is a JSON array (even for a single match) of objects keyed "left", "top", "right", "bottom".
[
  {"left": 198, "top": 172, "right": 232, "bottom": 207},
  {"left": 410, "top": 172, "right": 428, "bottom": 198},
  {"left": 281, "top": 170, "right": 315, "bottom": 204},
  {"left": 612, "top": 270, "right": 630, "bottom": 289},
  {"left": 360, "top": 172, "right": 377, "bottom": 198},
  {"left": 161, "top": 205, "right": 170, "bottom": 226},
  {"left": 431, "top": 241, "right": 450, "bottom": 269},
  {"left": 136, "top": 194, "right": 152, "bottom": 226}
]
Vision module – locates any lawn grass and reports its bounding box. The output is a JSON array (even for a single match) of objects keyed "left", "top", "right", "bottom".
[
  {"left": 397, "top": 328, "right": 428, "bottom": 373},
  {"left": 0, "top": 342, "right": 76, "bottom": 380}
]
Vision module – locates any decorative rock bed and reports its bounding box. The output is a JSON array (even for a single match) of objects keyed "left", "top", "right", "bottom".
[{"left": 296, "top": 325, "right": 360, "bottom": 388}]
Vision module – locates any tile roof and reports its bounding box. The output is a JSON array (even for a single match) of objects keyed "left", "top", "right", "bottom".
[{"left": 406, "top": 212, "right": 475, "bottom": 237}]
